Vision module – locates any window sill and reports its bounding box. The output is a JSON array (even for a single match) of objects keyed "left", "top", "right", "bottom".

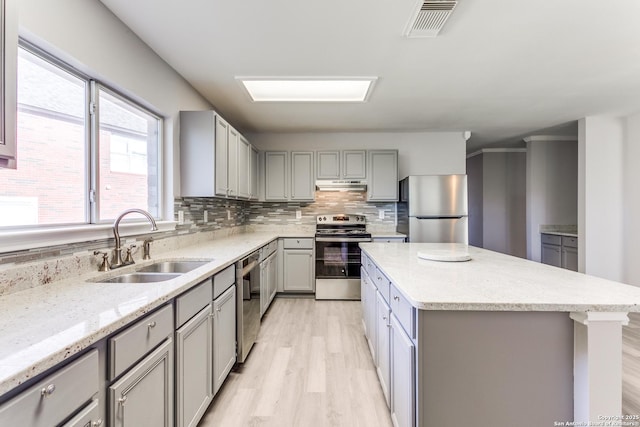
[{"left": 0, "top": 221, "right": 177, "bottom": 254}]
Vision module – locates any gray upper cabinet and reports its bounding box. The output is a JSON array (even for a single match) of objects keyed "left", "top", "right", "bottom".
[
  {"left": 316, "top": 150, "right": 366, "bottom": 180},
  {"left": 214, "top": 116, "right": 229, "bottom": 197},
  {"left": 291, "top": 151, "right": 315, "bottom": 201},
  {"left": 237, "top": 135, "right": 250, "bottom": 199},
  {"left": 249, "top": 145, "right": 259, "bottom": 200},
  {"left": 0, "top": 0, "right": 17, "bottom": 169},
  {"left": 180, "top": 111, "right": 252, "bottom": 199},
  {"left": 227, "top": 126, "right": 239, "bottom": 198},
  {"left": 265, "top": 151, "right": 289, "bottom": 201},
  {"left": 343, "top": 150, "right": 366, "bottom": 179},
  {"left": 368, "top": 150, "right": 398, "bottom": 202},
  {"left": 316, "top": 151, "right": 340, "bottom": 179}
]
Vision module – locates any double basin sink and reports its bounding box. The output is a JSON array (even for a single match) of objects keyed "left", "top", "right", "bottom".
[{"left": 96, "top": 260, "right": 212, "bottom": 284}]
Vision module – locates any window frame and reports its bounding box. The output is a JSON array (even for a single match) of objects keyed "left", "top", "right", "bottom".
[{"left": 0, "top": 40, "right": 165, "bottom": 235}]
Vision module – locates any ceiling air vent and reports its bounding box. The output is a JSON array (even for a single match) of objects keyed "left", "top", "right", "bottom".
[{"left": 405, "top": 0, "right": 457, "bottom": 38}]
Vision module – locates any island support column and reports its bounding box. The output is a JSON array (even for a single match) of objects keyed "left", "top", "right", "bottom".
[{"left": 570, "top": 312, "right": 629, "bottom": 423}]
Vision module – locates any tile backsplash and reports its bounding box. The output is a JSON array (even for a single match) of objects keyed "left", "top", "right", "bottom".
[{"left": 0, "top": 192, "right": 396, "bottom": 267}]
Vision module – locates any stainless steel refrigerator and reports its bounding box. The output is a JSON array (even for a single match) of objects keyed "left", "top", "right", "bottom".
[{"left": 396, "top": 175, "right": 468, "bottom": 243}]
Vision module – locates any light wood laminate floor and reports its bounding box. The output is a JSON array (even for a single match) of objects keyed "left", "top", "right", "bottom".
[
  {"left": 199, "top": 297, "right": 393, "bottom": 427},
  {"left": 624, "top": 313, "right": 640, "bottom": 415}
]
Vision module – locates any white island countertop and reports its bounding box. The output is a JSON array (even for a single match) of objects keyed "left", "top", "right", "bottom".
[{"left": 360, "top": 242, "right": 640, "bottom": 312}]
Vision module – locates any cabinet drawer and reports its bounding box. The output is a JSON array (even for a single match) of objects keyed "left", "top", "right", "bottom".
[
  {"left": 390, "top": 285, "right": 415, "bottom": 339},
  {"left": 283, "top": 238, "right": 314, "bottom": 249},
  {"left": 541, "top": 234, "right": 561, "bottom": 245},
  {"left": 213, "top": 265, "right": 235, "bottom": 299},
  {"left": 0, "top": 350, "right": 98, "bottom": 427},
  {"left": 362, "top": 252, "right": 375, "bottom": 277},
  {"left": 374, "top": 267, "right": 391, "bottom": 304},
  {"left": 109, "top": 304, "right": 173, "bottom": 379},
  {"left": 562, "top": 236, "right": 578, "bottom": 248},
  {"left": 61, "top": 399, "right": 100, "bottom": 427},
  {"left": 176, "top": 278, "right": 213, "bottom": 328}
]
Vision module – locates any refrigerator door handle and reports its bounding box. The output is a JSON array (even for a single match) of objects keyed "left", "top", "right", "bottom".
[{"left": 415, "top": 216, "right": 464, "bottom": 220}]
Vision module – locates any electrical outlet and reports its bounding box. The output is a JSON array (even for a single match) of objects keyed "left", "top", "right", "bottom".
[
  {"left": 378, "top": 209, "right": 385, "bottom": 220},
  {"left": 227, "top": 210, "right": 232, "bottom": 220},
  {"left": 178, "top": 210, "right": 184, "bottom": 225},
  {"left": 203, "top": 210, "right": 208, "bottom": 222},
  {"left": 296, "top": 210, "right": 302, "bottom": 219}
]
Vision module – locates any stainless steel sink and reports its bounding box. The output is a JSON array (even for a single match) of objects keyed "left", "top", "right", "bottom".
[
  {"left": 136, "top": 260, "right": 211, "bottom": 274},
  {"left": 99, "top": 272, "right": 182, "bottom": 284}
]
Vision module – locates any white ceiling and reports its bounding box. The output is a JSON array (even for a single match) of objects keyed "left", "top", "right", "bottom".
[{"left": 99, "top": 0, "right": 640, "bottom": 151}]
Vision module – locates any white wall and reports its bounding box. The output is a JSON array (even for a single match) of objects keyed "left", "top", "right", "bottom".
[
  {"left": 624, "top": 112, "right": 640, "bottom": 286},
  {"left": 18, "top": 0, "right": 212, "bottom": 218},
  {"left": 249, "top": 131, "right": 467, "bottom": 178},
  {"left": 578, "top": 117, "right": 624, "bottom": 281},
  {"left": 526, "top": 137, "right": 578, "bottom": 261}
]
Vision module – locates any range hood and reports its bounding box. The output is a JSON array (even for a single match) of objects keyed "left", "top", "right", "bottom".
[{"left": 315, "top": 180, "right": 367, "bottom": 192}]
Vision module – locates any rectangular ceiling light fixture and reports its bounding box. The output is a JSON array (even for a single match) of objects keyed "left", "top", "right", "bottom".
[{"left": 238, "top": 78, "right": 377, "bottom": 102}]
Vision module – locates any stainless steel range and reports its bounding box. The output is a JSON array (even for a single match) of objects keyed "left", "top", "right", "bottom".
[{"left": 315, "top": 214, "right": 371, "bottom": 300}]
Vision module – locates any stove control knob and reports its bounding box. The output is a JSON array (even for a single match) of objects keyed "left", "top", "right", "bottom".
[{"left": 323, "top": 216, "right": 327, "bottom": 221}]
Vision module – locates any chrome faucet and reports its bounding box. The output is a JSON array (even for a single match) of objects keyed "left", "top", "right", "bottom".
[{"left": 112, "top": 209, "right": 158, "bottom": 268}]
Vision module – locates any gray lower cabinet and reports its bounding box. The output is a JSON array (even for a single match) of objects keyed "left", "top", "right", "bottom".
[
  {"left": 283, "top": 249, "right": 314, "bottom": 292},
  {"left": 0, "top": 350, "right": 99, "bottom": 427},
  {"left": 376, "top": 291, "right": 391, "bottom": 408},
  {"left": 62, "top": 399, "right": 101, "bottom": 427},
  {"left": 541, "top": 243, "right": 561, "bottom": 267},
  {"left": 268, "top": 252, "right": 277, "bottom": 304},
  {"left": 368, "top": 150, "right": 398, "bottom": 202},
  {"left": 390, "top": 315, "right": 415, "bottom": 427},
  {"left": 362, "top": 269, "right": 377, "bottom": 361},
  {"left": 562, "top": 246, "right": 578, "bottom": 271},
  {"left": 176, "top": 305, "right": 213, "bottom": 427},
  {"left": 213, "top": 285, "right": 237, "bottom": 395},
  {"left": 109, "top": 337, "right": 174, "bottom": 427}
]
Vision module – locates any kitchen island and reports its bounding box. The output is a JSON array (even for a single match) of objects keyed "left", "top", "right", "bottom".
[{"left": 360, "top": 242, "right": 640, "bottom": 427}]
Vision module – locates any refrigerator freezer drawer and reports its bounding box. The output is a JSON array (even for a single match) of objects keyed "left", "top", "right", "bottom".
[{"left": 408, "top": 217, "right": 468, "bottom": 243}]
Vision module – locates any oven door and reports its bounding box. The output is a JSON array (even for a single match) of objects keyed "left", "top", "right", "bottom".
[{"left": 315, "top": 239, "right": 366, "bottom": 279}]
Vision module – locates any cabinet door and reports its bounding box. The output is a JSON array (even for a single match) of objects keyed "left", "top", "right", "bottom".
[
  {"left": 265, "top": 151, "right": 288, "bottom": 201},
  {"left": 360, "top": 268, "right": 368, "bottom": 335},
  {"left": 291, "top": 151, "right": 315, "bottom": 201},
  {"left": 368, "top": 150, "right": 398, "bottom": 202},
  {"left": 227, "top": 127, "right": 239, "bottom": 198},
  {"left": 176, "top": 305, "right": 213, "bottom": 427},
  {"left": 268, "top": 253, "right": 278, "bottom": 303},
  {"left": 364, "top": 275, "right": 377, "bottom": 361},
  {"left": 237, "top": 136, "right": 250, "bottom": 199},
  {"left": 213, "top": 285, "right": 237, "bottom": 395},
  {"left": 317, "top": 151, "right": 340, "bottom": 179},
  {"left": 260, "top": 261, "right": 269, "bottom": 317},
  {"left": 214, "top": 116, "right": 229, "bottom": 197},
  {"left": 0, "top": 0, "right": 17, "bottom": 168},
  {"left": 541, "top": 244, "right": 561, "bottom": 267},
  {"left": 283, "top": 249, "right": 314, "bottom": 291},
  {"left": 376, "top": 291, "right": 391, "bottom": 408},
  {"left": 343, "top": 150, "right": 366, "bottom": 179},
  {"left": 562, "top": 246, "right": 578, "bottom": 272},
  {"left": 390, "top": 315, "right": 415, "bottom": 427},
  {"left": 109, "top": 338, "right": 173, "bottom": 427},
  {"left": 249, "top": 145, "right": 259, "bottom": 200}
]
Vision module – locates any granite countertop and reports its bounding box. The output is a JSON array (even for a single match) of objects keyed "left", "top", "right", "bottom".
[
  {"left": 541, "top": 231, "right": 578, "bottom": 238},
  {"left": 0, "top": 231, "right": 313, "bottom": 396},
  {"left": 360, "top": 242, "right": 640, "bottom": 312}
]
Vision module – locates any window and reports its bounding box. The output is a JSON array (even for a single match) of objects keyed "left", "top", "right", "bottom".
[{"left": 0, "top": 43, "right": 162, "bottom": 228}]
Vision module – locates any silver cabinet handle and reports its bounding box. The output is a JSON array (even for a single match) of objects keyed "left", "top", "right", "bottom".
[
  {"left": 147, "top": 321, "right": 156, "bottom": 328},
  {"left": 93, "top": 419, "right": 104, "bottom": 427},
  {"left": 297, "top": 240, "right": 300, "bottom": 243},
  {"left": 393, "top": 296, "right": 400, "bottom": 301},
  {"left": 118, "top": 396, "right": 127, "bottom": 406},
  {"left": 382, "top": 316, "right": 387, "bottom": 320},
  {"left": 41, "top": 384, "right": 56, "bottom": 397}
]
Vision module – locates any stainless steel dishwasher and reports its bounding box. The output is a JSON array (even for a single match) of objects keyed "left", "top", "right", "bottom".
[{"left": 236, "top": 250, "right": 261, "bottom": 363}]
